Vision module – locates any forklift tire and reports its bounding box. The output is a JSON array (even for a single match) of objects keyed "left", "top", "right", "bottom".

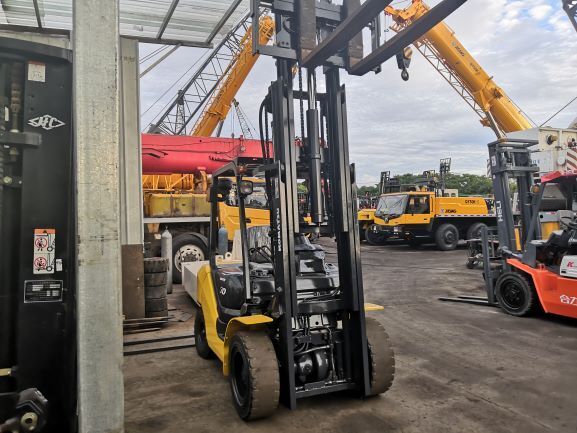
[
  {"left": 229, "top": 331, "right": 279, "bottom": 420},
  {"left": 365, "top": 317, "right": 395, "bottom": 396},
  {"left": 143, "top": 257, "right": 169, "bottom": 274},
  {"left": 466, "top": 222, "right": 487, "bottom": 241},
  {"left": 495, "top": 272, "right": 539, "bottom": 317},
  {"left": 194, "top": 310, "right": 215, "bottom": 360},
  {"left": 172, "top": 234, "right": 208, "bottom": 284},
  {"left": 435, "top": 223, "right": 459, "bottom": 251},
  {"left": 365, "top": 225, "right": 388, "bottom": 246},
  {"left": 144, "top": 272, "right": 167, "bottom": 287},
  {"left": 145, "top": 284, "right": 167, "bottom": 299}
]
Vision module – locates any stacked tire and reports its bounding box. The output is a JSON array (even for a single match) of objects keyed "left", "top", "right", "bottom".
[{"left": 143, "top": 257, "right": 169, "bottom": 318}]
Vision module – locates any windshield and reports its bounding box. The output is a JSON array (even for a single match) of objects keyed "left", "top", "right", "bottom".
[
  {"left": 375, "top": 194, "right": 408, "bottom": 217},
  {"left": 226, "top": 182, "right": 268, "bottom": 210}
]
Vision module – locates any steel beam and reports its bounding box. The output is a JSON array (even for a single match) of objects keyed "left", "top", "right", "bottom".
[
  {"left": 301, "top": 0, "right": 392, "bottom": 68},
  {"left": 120, "top": 38, "right": 145, "bottom": 320},
  {"left": 73, "top": 0, "right": 124, "bottom": 431},
  {"left": 205, "top": 0, "right": 243, "bottom": 44},
  {"left": 349, "top": 0, "right": 468, "bottom": 76},
  {"left": 156, "top": 0, "right": 180, "bottom": 39}
]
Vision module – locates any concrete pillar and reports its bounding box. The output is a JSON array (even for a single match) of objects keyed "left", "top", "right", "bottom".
[
  {"left": 73, "top": 0, "right": 124, "bottom": 431},
  {"left": 120, "top": 38, "right": 145, "bottom": 319}
]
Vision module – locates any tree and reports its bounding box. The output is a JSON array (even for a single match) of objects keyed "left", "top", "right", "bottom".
[{"left": 361, "top": 172, "right": 493, "bottom": 196}]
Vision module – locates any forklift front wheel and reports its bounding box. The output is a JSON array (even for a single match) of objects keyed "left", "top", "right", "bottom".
[
  {"left": 229, "top": 331, "right": 279, "bottom": 420},
  {"left": 365, "top": 317, "right": 395, "bottom": 396},
  {"left": 495, "top": 272, "right": 539, "bottom": 317},
  {"left": 194, "top": 310, "right": 215, "bottom": 359}
]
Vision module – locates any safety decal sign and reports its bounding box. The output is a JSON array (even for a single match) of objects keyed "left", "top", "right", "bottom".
[{"left": 33, "top": 229, "right": 55, "bottom": 274}]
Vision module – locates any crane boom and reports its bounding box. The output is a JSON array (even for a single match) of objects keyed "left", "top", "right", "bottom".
[
  {"left": 192, "top": 15, "right": 274, "bottom": 136},
  {"left": 386, "top": 0, "right": 533, "bottom": 136}
]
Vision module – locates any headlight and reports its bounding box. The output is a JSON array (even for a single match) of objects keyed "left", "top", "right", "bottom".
[{"left": 393, "top": 226, "right": 401, "bottom": 233}]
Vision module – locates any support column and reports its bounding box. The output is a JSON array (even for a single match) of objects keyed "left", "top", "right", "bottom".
[
  {"left": 73, "top": 0, "right": 124, "bottom": 431},
  {"left": 120, "top": 38, "right": 145, "bottom": 319}
]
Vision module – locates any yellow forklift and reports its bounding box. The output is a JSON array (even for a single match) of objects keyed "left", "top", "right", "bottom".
[{"left": 187, "top": 0, "right": 468, "bottom": 420}]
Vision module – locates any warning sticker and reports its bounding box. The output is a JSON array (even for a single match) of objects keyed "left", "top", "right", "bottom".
[
  {"left": 28, "top": 61, "right": 46, "bottom": 83},
  {"left": 24, "top": 280, "right": 63, "bottom": 303},
  {"left": 33, "top": 229, "right": 55, "bottom": 274}
]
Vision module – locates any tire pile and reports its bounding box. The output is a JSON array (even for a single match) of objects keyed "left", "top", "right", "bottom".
[{"left": 143, "top": 257, "right": 169, "bottom": 318}]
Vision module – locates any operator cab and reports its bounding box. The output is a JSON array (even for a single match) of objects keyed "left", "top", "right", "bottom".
[
  {"left": 375, "top": 192, "right": 431, "bottom": 220},
  {"left": 521, "top": 171, "right": 577, "bottom": 275},
  {"left": 208, "top": 159, "right": 339, "bottom": 338}
]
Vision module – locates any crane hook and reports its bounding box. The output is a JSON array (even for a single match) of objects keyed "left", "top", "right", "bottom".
[{"left": 401, "top": 69, "right": 409, "bottom": 81}]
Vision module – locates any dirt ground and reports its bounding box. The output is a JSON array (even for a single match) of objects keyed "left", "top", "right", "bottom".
[{"left": 124, "top": 240, "right": 577, "bottom": 433}]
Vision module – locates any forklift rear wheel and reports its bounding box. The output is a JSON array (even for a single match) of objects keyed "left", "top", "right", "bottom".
[
  {"left": 435, "top": 224, "right": 459, "bottom": 251},
  {"left": 365, "top": 225, "right": 388, "bottom": 246},
  {"left": 365, "top": 317, "right": 395, "bottom": 396},
  {"left": 495, "top": 272, "right": 539, "bottom": 317},
  {"left": 229, "top": 331, "right": 279, "bottom": 420},
  {"left": 194, "top": 310, "right": 215, "bottom": 359}
]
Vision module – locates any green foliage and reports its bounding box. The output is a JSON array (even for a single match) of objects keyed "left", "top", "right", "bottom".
[{"left": 361, "top": 172, "right": 493, "bottom": 196}]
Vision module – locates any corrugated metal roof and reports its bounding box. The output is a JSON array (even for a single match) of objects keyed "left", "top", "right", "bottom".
[{"left": 0, "top": 0, "right": 249, "bottom": 47}]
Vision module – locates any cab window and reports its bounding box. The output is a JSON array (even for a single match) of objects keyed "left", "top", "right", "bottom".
[
  {"left": 407, "top": 196, "right": 430, "bottom": 214},
  {"left": 225, "top": 182, "right": 268, "bottom": 210}
]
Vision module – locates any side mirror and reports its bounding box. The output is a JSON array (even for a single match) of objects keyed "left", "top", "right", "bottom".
[{"left": 238, "top": 180, "right": 254, "bottom": 197}]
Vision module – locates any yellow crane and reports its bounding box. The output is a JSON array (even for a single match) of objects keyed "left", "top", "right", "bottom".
[
  {"left": 386, "top": 0, "right": 533, "bottom": 137},
  {"left": 192, "top": 15, "right": 275, "bottom": 136}
]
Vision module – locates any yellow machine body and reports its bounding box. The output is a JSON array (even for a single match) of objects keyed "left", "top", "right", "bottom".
[
  {"left": 374, "top": 192, "right": 491, "bottom": 227},
  {"left": 195, "top": 263, "right": 385, "bottom": 376}
]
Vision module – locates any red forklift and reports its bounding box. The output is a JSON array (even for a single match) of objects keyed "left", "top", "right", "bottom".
[{"left": 445, "top": 138, "right": 577, "bottom": 319}]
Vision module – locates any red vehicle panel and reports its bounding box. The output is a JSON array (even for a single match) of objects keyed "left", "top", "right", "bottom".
[{"left": 508, "top": 259, "right": 577, "bottom": 319}]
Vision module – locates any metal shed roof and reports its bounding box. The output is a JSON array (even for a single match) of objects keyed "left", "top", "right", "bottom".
[{"left": 0, "top": 0, "right": 248, "bottom": 47}]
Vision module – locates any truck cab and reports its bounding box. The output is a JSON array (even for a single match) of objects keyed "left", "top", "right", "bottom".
[{"left": 371, "top": 191, "right": 494, "bottom": 250}]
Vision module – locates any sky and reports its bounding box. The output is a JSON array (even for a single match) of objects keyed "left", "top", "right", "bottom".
[{"left": 139, "top": 0, "right": 577, "bottom": 186}]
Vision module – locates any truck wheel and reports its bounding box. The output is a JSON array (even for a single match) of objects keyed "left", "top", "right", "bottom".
[
  {"left": 194, "top": 310, "right": 215, "bottom": 360},
  {"left": 466, "top": 222, "right": 487, "bottom": 240},
  {"left": 172, "top": 234, "right": 208, "bottom": 284},
  {"left": 365, "top": 317, "right": 395, "bottom": 396},
  {"left": 495, "top": 272, "right": 539, "bottom": 317},
  {"left": 435, "top": 223, "right": 459, "bottom": 251},
  {"left": 365, "top": 225, "right": 387, "bottom": 246},
  {"left": 229, "top": 331, "right": 279, "bottom": 420}
]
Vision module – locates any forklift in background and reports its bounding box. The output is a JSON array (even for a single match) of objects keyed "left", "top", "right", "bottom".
[
  {"left": 0, "top": 39, "right": 76, "bottom": 431},
  {"left": 184, "top": 0, "right": 469, "bottom": 420},
  {"left": 444, "top": 138, "right": 577, "bottom": 319}
]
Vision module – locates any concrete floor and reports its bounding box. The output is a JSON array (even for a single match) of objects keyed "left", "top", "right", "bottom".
[{"left": 124, "top": 241, "right": 577, "bottom": 433}]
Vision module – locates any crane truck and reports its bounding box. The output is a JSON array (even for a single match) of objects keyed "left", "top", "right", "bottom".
[{"left": 142, "top": 14, "right": 275, "bottom": 283}]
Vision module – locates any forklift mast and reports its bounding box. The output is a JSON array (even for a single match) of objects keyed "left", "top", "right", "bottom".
[
  {"left": 249, "top": 0, "right": 468, "bottom": 409},
  {"left": 488, "top": 138, "right": 539, "bottom": 253}
]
